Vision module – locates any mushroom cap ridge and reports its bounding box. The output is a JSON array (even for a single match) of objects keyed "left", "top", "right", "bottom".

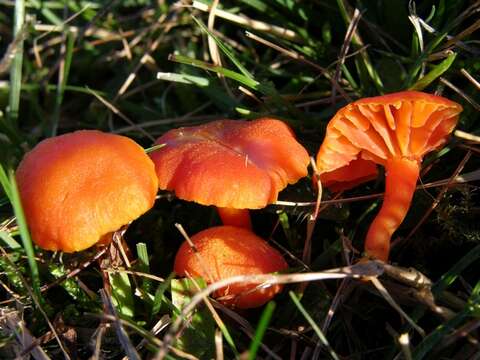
[
  {"left": 150, "top": 118, "right": 310, "bottom": 209},
  {"left": 16, "top": 130, "right": 158, "bottom": 252}
]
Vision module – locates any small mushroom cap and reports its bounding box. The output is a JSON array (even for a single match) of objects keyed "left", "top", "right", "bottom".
[
  {"left": 316, "top": 91, "right": 462, "bottom": 185},
  {"left": 16, "top": 130, "right": 158, "bottom": 252},
  {"left": 150, "top": 118, "right": 310, "bottom": 209},
  {"left": 174, "top": 226, "right": 288, "bottom": 309}
]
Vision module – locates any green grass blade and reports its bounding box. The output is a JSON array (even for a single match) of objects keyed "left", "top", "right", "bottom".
[
  {"left": 109, "top": 271, "right": 135, "bottom": 319},
  {"left": 169, "top": 54, "right": 260, "bottom": 90},
  {"left": 289, "top": 291, "right": 340, "bottom": 360},
  {"left": 432, "top": 243, "right": 480, "bottom": 295},
  {"left": 0, "top": 230, "right": 22, "bottom": 249},
  {"left": 136, "top": 242, "right": 153, "bottom": 293},
  {"left": 7, "top": 0, "right": 25, "bottom": 124},
  {"left": 247, "top": 301, "right": 276, "bottom": 360},
  {"left": 156, "top": 72, "right": 210, "bottom": 87},
  {"left": 144, "top": 144, "right": 165, "bottom": 154},
  {"left": 152, "top": 272, "right": 175, "bottom": 315},
  {"left": 335, "top": 0, "right": 384, "bottom": 92},
  {"left": 6, "top": 169, "right": 42, "bottom": 300},
  {"left": 51, "top": 30, "right": 76, "bottom": 136},
  {"left": 192, "top": 16, "right": 254, "bottom": 80},
  {"left": 409, "top": 52, "right": 457, "bottom": 91},
  {"left": 29, "top": 0, "right": 63, "bottom": 25},
  {"left": 412, "top": 308, "right": 471, "bottom": 360}
]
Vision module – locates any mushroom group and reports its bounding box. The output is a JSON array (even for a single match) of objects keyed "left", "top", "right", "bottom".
[{"left": 15, "top": 90, "right": 463, "bottom": 310}]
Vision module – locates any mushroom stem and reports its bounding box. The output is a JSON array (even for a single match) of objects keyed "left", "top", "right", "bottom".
[
  {"left": 217, "top": 207, "right": 252, "bottom": 229},
  {"left": 364, "top": 157, "right": 420, "bottom": 261}
]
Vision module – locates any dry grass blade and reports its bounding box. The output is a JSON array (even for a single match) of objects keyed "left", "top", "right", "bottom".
[
  {"left": 396, "top": 150, "right": 472, "bottom": 247},
  {"left": 215, "top": 328, "right": 224, "bottom": 360},
  {"left": 275, "top": 168, "right": 480, "bottom": 208},
  {"left": 100, "top": 289, "right": 141, "bottom": 360},
  {"left": 332, "top": 8, "right": 362, "bottom": 100},
  {"left": 213, "top": 301, "right": 282, "bottom": 360},
  {"left": 461, "top": 68, "right": 480, "bottom": 90},
  {"left": 322, "top": 279, "right": 352, "bottom": 333},
  {"left": 369, "top": 277, "right": 425, "bottom": 337},
  {"left": 155, "top": 262, "right": 384, "bottom": 359},
  {"left": 382, "top": 263, "right": 432, "bottom": 289},
  {"left": 0, "top": 23, "right": 28, "bottom": 76},
  {"left": 440, "top": 77, "right": 480, "bottom": 111},
  {"left": 192, "top": 1, "right": 300, "bottom": 42},
  {"left": 175, "top": 223, "right": 215, "bottom": 283},
  {"left": 437, "top": 318, "right": 480, "bottom": 350},
  {"left": 86, "top": 87, "right": 155, "bottom": 141},
  {"left": 244, "top": 31, "right": 352, "bottom": 102},
  {"left": 41, "top": 247, "right": 108, "bottom": 292},
  {"left": 115, "top": 12, "right": 173, "bottom": 98},
  {"left": 408, "top": 3, "right": 425, "bottom": 76},
  {"left": 0, "top": 310, "right": 50, "bottom": 360},
  {"left": 0, "top": 245, "right": 71, "bottom": 359},
  {"left": 397, "top": 333, "right": 413, "bottom": 360},
  {"left": 455, "top": 130, "right": 480, "bottom": 143}
]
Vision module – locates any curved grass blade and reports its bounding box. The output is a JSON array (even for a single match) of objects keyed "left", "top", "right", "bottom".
[
  {"left": 409, "top": 52, "right": 457, "bottom": 91},
  {"left": 248, "top": 301, "right": 276, "bottom": 360}
]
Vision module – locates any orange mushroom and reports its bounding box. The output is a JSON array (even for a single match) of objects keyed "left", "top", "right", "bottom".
[
  {"left": 149, "top": 118, "right": 310, "bottom": 229},
  {"left": 174, "top": 225, "right": 288, "bottom": 308},
  {"left": 16, "top": 130, "right": 158, "bottom": 252},
  {"left": 316, "top": 91, "right": 462, "bottom": 261}
]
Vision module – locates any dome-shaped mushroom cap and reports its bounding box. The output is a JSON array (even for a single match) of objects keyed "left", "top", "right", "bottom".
[
  {"left": 316, "top": 91, "right": 462, "bottom": 183},
  {"left": 150, "top": 118, "right": 310, "bottom": 209},
  {"left": 16, "top": 130, "right": 158, "bottom": 252},
  {"left": 174, "top": 225, "right": 288, "bottom": 309}
]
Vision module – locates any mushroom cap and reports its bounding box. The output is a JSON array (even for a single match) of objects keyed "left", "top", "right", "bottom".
[
  {"left": 316, "top": 91, "right": 462, "bottom": 187},
  {"left": 174, "top": 225, "right": 288, "bottom": 309},
  {"left": 149, "top": 118, "right": 310, "bottom": 209},
  {"left": 16, "top": 130, "right": 158, "bottom": 252}
]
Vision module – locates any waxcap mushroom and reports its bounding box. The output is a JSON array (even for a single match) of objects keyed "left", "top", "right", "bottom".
[
  {"left": 150, "top": 118, "right": 310, "bottom": 229},
  {"left": 174, "top": 225, "right": 288, "bottom": 309},
  {"left": 16, "top": 130, "right": 158, "bottom": 252},
  {"left": 316, "top": 91, "right": 462, "bottom": 261}
]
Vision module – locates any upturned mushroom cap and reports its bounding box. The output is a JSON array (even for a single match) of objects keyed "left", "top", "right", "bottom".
[
  {"left": 315, "top": 91, "right": 463, "bottom": 261},
  {"left": 16, "top": 130, "right": 158, "bottom": 252},
  {"left": 149, "top": 118, "right": 310, "bottom": 209},
  {"left": 174, "top": 225, "right": 288, "bottom": 309},
  {"left": 316, "top": 91, "right": 463, "bottom": 181}
]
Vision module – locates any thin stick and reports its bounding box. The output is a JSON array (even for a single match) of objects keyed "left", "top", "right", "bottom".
[
  {"left": 156, "top": 262, "right": 384, "bottom": 359},
  {"left": 86, "top": 87, "right": 155, "bottom": 141},
  {"left": 369, "top": 277, "right": 425, "bottom": 336},
  {"left": 440, "top": 77, "right": 480, "bottom": 111},
  {"left": 461, "top": 68, "right": 480, "bottom": 90},
  {"left": 455, "top": 129, "right": 480, "bottom": 143},
  {"left": 332, "top": 8, "right": 362, "bottom": 101},
  {"left": 274, "top": 169, "right": 480, "bottom": 207}
]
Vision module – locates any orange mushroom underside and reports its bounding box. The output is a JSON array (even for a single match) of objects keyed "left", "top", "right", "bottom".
[{"left": 316, "top": 91, "right": 462, "bottom": 261}]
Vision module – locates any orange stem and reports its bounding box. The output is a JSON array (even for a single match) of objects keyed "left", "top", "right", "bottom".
[
  {"left": 217, "top": 207, "right": 252, "bottom": 229},
  {"left": 364, "top": 158, "right": 420, "bottom": 261}
]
